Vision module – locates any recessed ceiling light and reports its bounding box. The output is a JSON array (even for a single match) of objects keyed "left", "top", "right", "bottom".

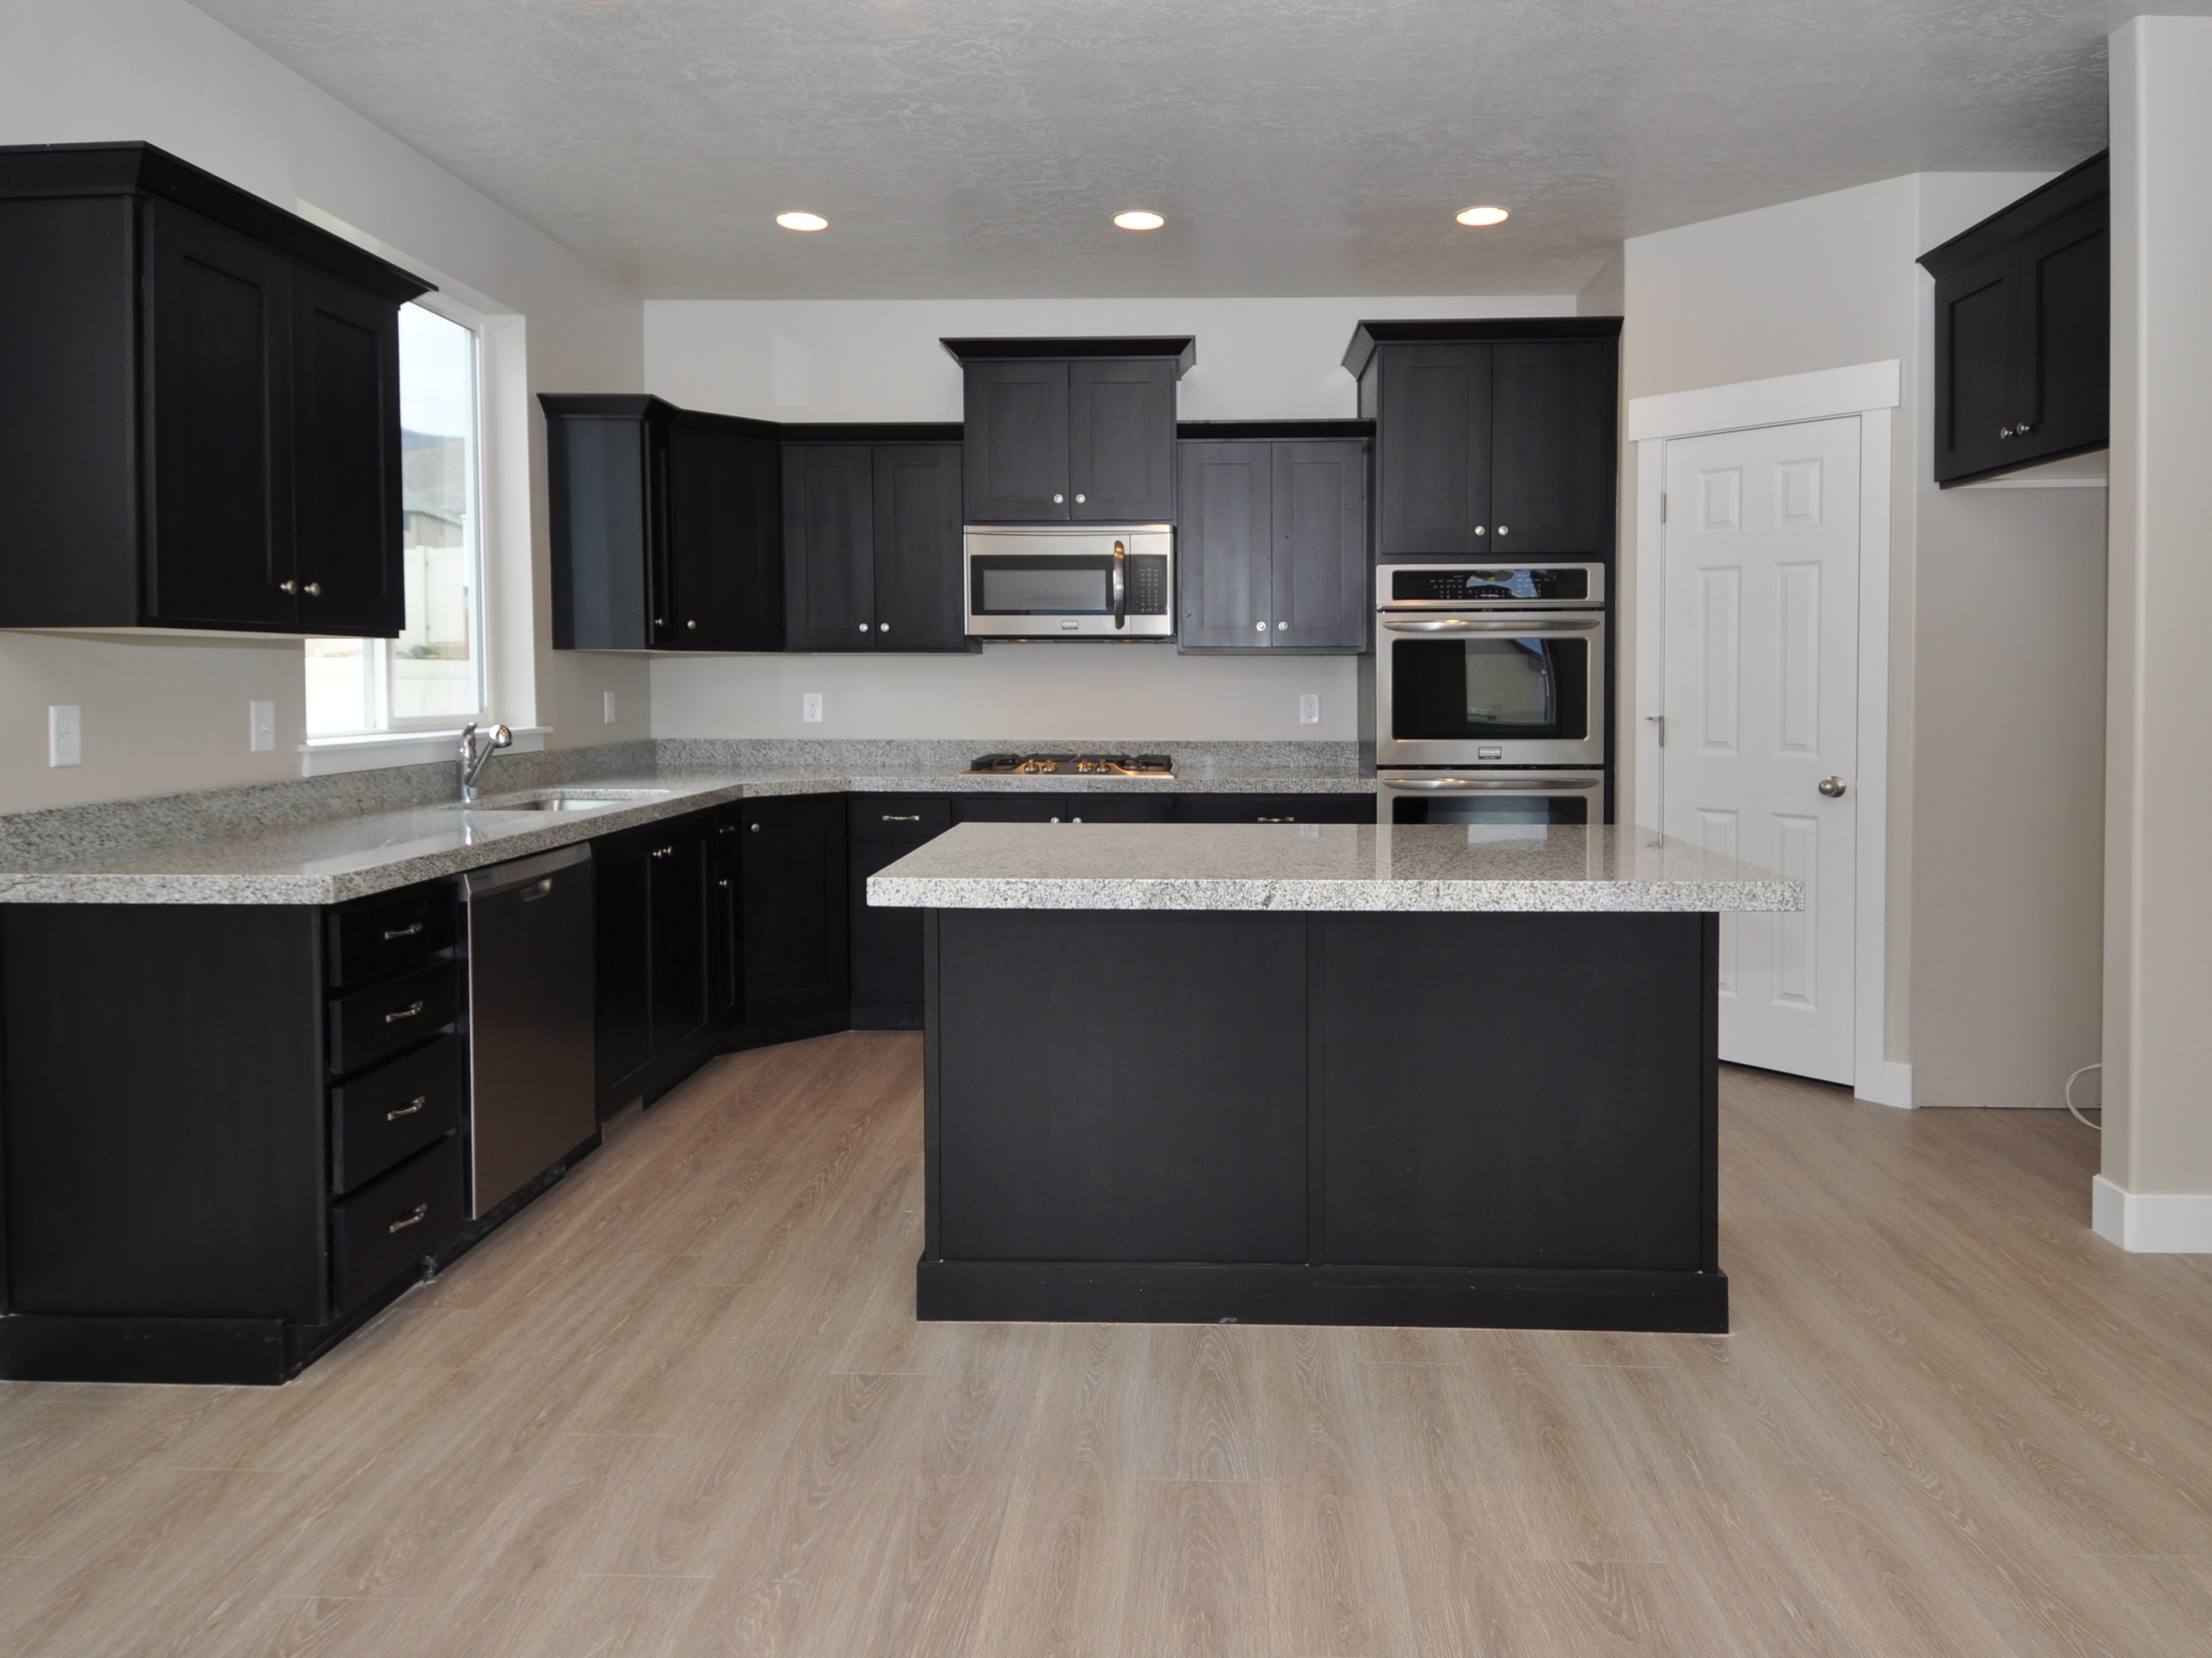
[
  {"left": 1113, "top": 210, "right": 1165, "bottom": 231},
  {"left": 1456, "top": 206, "right": 1509, "bottom": 227},
  {"left": 775, "top": 211, "right": 828, "bottom": 232}
]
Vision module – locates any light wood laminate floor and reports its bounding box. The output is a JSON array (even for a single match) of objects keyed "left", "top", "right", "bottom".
[{"left": 3, "top": 1033, "right": 2209, "bottom": 1656}]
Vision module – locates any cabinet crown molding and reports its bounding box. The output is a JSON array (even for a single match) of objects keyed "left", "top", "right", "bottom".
[{"left": 940, "top": 336, "right": 1197, "bottom": 377}]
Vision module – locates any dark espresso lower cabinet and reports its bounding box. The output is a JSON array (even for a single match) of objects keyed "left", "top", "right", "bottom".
[
  {"left": 849, "top": 795, "right": 954, "bottom": 1029},
  {"left": 593, "top": 813, "right": 720, "bottom": 1117},
  {"left": 735, "top": 793, "right": 850, "bottom": 1040}
]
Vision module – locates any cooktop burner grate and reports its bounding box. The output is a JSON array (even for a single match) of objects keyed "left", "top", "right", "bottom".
[{"left": 965, "top": 752, "right": 1174, "bottom": 777}]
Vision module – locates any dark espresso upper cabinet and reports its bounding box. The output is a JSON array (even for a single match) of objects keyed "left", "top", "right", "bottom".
[
  {"left": 1177, "top": 429, "right": 1369, "bottom": 653},
  {"left": 781, "top": 437, "right": 968, "bottom": 653},
  {"left": 543, "top": 395, "right": 784, "bottom": 651},
  {"left": 1345, "top": 319, "right": 1620, "bottom": 561},
  {"left": 0, "top": 142, "right": 428, "bottom": 635},
  {"left": 946, "top": 338, "right": 1193, "bottom": 523},
  {"left": 1920, "top": 153, "right": 2108, "bottom": 486}
]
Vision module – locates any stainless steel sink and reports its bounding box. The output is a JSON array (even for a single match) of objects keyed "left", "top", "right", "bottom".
[{"left": 445, "top": 788, "right": 673, "bottom": 814}]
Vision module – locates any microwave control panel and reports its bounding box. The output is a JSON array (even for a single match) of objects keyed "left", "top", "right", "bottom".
[{"left": 1128, "top": 554, "right": 1169, "bottom": 615}]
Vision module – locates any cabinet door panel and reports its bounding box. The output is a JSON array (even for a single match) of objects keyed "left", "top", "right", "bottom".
[
  {"left": 782, "top": 444, "right": 875, "bottom": 650},
  {"left": 545, "top": 413, "right": 652, "bottom": 650},
  {"left": 1069, "top": 359, "right": 1176, "bottom": 521},
  {"left": 850, "top": 833, "right": 930, "bottom": 1026},
  {"left": 1934, "top": 249, "right": 2019, "bottom": 483},
  {"left": 742, "top": 795, "right": 849, "bottom": 1024},
  {"left": 648, "top": 829, "right": 713, "bottom": 1057},
  {"left": 872, "top": 443, "right": 967, "bottom": 651},
  {"left": 709, "top": 839, "right": 742, "bottom": 1028},
  {"left": 594, "top": 834, "right": 654, "bottom": 1107},
  {"left": 1272, "top": 440, "right": 1368, "bottom": 651},
  {"left": 670, "top": 424, "right": 783, "bottom": 651},
  {"left": 144, "top": 202, "right": 295, "bottom": 628},
  {"left": 1177, "top": 442, "right": 1272, "bottom": 650},
  {"left": 1377, "top": 345, "right": 1491, "bottom": 557},
  {"left": 964, "top": 361, "right": 1069, "bottom": 520},
  {"left": 292, "top": 265, "right": 403, "bottom": 636},
  {"left": 2018, "top": 198, "right": 2108, "bottom": 462},
  {"left": 1488, "top": 342, "right": 1614, "bottom": 555}
]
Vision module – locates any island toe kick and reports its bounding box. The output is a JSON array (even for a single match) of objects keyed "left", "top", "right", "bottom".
[{"left": 915, "top": 905, "right": 1729, "bottom": 1333}]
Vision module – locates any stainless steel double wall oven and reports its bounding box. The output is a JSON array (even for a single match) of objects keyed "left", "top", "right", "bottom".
[{"left": 1371, "top": 562, "right": 1608, "bottom": 827}]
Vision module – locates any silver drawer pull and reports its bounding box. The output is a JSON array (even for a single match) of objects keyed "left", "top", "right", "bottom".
[
  {"left": 650, "top": 845, "right": 675, "bottom": 858},
  {"left": 386, "top": 1095, "right": 428, "bottom": 1121},
  {"left": 1256, "top": 816, "right": 1296, "bottom": 823},
  {"left": 882, "top": 814, "right": 922, "bottom": 822},
  {"left": 387, "top": 1203, "right": 428, "bottom": 1235},
  {"left": 381, "top": 922, "right": 423, "bottom": 941},
  {"left": 384, "top": 1000, "right": 426, "bottom": 1025},
  {"left": 717, "top": 878, "right": 731, "bottom": 889}
]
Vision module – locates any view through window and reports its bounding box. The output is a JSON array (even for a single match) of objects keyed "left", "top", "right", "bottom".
[{"left": 305, "top": 303, "right": 484, "bottom": 735}]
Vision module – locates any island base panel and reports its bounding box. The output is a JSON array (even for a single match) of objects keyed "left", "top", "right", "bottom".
[{"left": 918, "top": 1260, "right": 1728, "bottom": 1334}]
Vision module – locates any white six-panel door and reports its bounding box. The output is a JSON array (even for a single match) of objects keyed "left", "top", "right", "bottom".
[{"left": 1662, "top": 417, "right": 1861, "bottom": 1084}]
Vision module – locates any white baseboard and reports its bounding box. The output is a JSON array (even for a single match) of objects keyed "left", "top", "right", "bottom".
[
  {"left": 2092, "top": 1174, "right": 2212, "bottom": 1253},
  {"left": 1854, "top": 1060, "right": 1914, "bottom": 1110}
]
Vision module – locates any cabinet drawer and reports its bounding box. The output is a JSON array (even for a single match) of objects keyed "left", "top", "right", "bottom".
[
  {"left": 327, "top": 959, "right": 459, "bottom": 1077},
  {"left": 850, "top": 794, "right": 952, "bottom": 841},
  {"left": 1173, "top": 793, "right": 1376, "bottom": 824},
  {"left": 331, "top": 1035, "right": 465, "bottom": 1196},
  {"left": 330, "top": 1135, "right": 463, "bottom": 1314},
  {"left": 327, "top": 883, "right": 458, "bottom": 989}
]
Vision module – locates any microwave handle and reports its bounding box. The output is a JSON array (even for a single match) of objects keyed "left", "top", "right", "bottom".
[
  {"left": 1112, "top": 540, "right": 1126, "bottom": 631},
  {"left": 1382, "top": 617, "right": 1602, "bottom": 633},
  {"left": 1389, "top": 777, "right": 1601, "bottom": 791}
]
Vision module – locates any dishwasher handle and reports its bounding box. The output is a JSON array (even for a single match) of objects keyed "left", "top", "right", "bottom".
[{"left": 463, "top": 841, "right": 592, "bottom": 901}]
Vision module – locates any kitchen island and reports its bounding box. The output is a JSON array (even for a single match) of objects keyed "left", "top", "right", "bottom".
[{"left": 871, "top": 821, "right": 1801, "bottom": 1334}]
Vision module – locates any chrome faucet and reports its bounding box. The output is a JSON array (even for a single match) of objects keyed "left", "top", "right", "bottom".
[{"left": 458, "top": 720, "right": 513, "bottom": 803}]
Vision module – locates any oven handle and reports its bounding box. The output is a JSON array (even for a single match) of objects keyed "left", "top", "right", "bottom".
[
  {"left": 1387, "top": 777, "right": 1602, "bottom": 792},
  {"left": 1112, "top": 540, "right": 1126, "bottom": 631},
  {"left": 1381, "top": 617, "right": 1601, "bottom": 633}
]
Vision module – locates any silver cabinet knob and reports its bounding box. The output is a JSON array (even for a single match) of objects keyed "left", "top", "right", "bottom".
[
  {"left": 1495, "top": 526, "right": 1509, "bottom": 537},
  {"left": 278, "top": 579, "right": 297, "bottom": 594},
  {"left": 302, "top": 581, "right": 321, "bottom": 597},
  {"left": 1818, "top": 776, "right": 1848, "bottom": 798},
  {"left": 1075, "top": 493, "right": 1086, "bottom": 504},
  {"left": 2000, "top": 426, "right": 2014, "bottom": 439},
  {"left": 1254, "top": 621, "right": 1267, "bottom": 632},
  {"left": 686, "top": 619, "right": 697, "bottom": 630},
  {"left": 879, "top": 622, "right": 889, "bottom": 632},
  {"left": 2017, "top": 421, "right": 2033, "bottom": 434},
  {"left": 1277, "top": 620, "right": 1288, "bottom": 630},
  {"left": 857, "top": 622, "right": 869, "bottom": 633},
  {"left": 1052, "top": 493, "right": 1065, "bottom": 504},
  {"left": 749, "top": 822, "right": 761, "bottom": 833},
  {"left": 1473, "top": 526, "right": 1486, "bottom": 537}
]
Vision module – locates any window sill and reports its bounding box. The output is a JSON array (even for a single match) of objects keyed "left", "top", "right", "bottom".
[{"left": 300, "top": 725, "right": 548, "bottom": 777}]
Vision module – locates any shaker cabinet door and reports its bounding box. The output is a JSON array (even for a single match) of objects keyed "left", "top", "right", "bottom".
[
  {"left": 1487, "top": 342, "right": 1615, "bottom": 556},
  {"left": 1272, "top": 440, "right": 1369, "bottom": 650},
  {"left": 291, "top": 264, "right": 404, "bottom": 636},
  {"left": 1177, "top": 442, "right": 1272, "bottom": 649},
  {"left": 143, "top": 201, "right": 297, "bottom": 628},
  {"left": 1069, "top": 359, "right": 1176, "bottom": 522},
  {"left": 1933, "top": 247, "right": 2020, "bottom": 484},
  {"left": 2014, "top": 197, "right": 2108, "bottom": 464},
  {"left": 871, "top": 443, "right": 967, "bottom": 651},
  {"left": 782, "top": 444, "right": 877, "bottom": 650},
  {"left": 669, "top": 423, "right": 784, "bottom": 651},
  {"left": 963, "top": 361, "right": 1069, "bottom": 521},
  {"left": 1376, "top": 344, "right": 1491, "bottom": 557}
]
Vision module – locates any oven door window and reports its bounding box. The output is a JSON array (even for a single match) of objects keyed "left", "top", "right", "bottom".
[
  {"left": 1390, "top": 635, "right": 1590, "bottom": 741},
  {"left": 1390, "top": 792, "right": 1596, "bottom": 827},
  {"left": 972, "top": 557, "right": 1113, "bottom": 616}
]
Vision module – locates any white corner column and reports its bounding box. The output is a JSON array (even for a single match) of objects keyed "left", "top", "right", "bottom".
[{"left": 2097, "top": 15, "right": 2212, "bottom": 1250}]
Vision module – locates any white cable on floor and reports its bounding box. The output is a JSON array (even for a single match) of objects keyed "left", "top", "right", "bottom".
[{"left": 2064, "top": 1062, "right": 2102, "bottom": 1131}]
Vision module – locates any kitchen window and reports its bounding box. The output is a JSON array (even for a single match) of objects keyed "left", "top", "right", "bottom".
[{"left": 304, "top": 302, "right": 486, "bottom": 736}]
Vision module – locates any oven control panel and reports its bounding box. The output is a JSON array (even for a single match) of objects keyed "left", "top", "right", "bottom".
[
  {"left": 1384, "top": 564, "right": 1604, "bottom": 607},
  {"left": 1128, "top": 554, "right": 1168, "bottom": 615}
]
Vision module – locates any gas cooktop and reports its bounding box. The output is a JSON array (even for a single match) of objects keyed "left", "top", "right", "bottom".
[{"left": 965, "top": 752, "right": 1174, "bottom": 778}]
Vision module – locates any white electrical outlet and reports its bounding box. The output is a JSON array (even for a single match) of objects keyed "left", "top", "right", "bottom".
[
  {"left": 802, "top": 692, "right": 824, "bottom": 724},
  {"left": 48, "top": 704, "right": 82, "bottom": 767},
  {"left": 603, "top": 690, "right": 617, "bottom": 724},
  {"left": 248, "top": 700, "right": 276, "bottom": 753},
  {"left": 1299, "top": 693, "right": 1321, "bottom": 726}
]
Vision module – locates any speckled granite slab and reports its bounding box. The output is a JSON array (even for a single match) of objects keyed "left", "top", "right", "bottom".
[
  {"left": 868, "top": 823, "right": 1802, "bottom": 913},
  {"left": 0, "top": 746, "right": 1380, "bottom": 905}
]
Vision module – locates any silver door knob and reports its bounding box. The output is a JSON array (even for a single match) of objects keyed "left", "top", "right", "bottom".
[
  {"left": 2000, "top": 426, "right": 2014, "bottom": 439},
  {"left": 879, "top": 622, "right": 889, "bottom": 632},
  {"left": 1075, "top": 493, "right": 1086, "bottom": 503},
  {"left": 1277, "top": 620, "right": 1288, "bottom": 630},
  {"left": 1496, "top": 526, "right": 1509, "bottom": 537},
  {"left": 857, "top": 622, "right": 869, "bottom": 633},
  {"left": 1052, "top": 493, "right": 1065, "bottom": 504},
  {"left": 1254, "top": 621, "right": 1266, "bottom": 632},
  {"left": 1818, "top": 776, "right": 1848, "bottom": 798},
  {"left": 1473, "top": 526, "right": 1487, "bottom": 537},
  {"left": 2017, "top": 421, "right": 2033, "bottom": 434},
  {"left": 303, "top": 581, "right": 321, "bottom": 597},
  {"left": 686, "top": 619, "right": 697, "bottom": 629},
  {"left": 278, "top": 579, "right": 297, "bottom": 594}
]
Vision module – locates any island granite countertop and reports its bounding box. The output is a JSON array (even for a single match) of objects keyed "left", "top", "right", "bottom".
[
  {"left": 0, "top": 767, "right": 1378, "bottom": 906},
  {"left": 869, "top": 821, "right": 1802, "bottom": 913}
]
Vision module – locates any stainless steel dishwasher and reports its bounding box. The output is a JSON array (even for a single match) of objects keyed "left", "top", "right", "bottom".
[{"left": 462, "top": 844, "right": 595, "bottom": 1218}]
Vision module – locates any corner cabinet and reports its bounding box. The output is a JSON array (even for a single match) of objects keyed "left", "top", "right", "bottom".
[
  {"left": 0, "top": 141, "right": 430, "bottom": 635},
  {"left": 1176, "top": 425, "right": 1370, "bottom": 652},
  {"left": 945, "top": 337, "right": 1193, "bottom": 523},
  {"left": 543, "top": 395, "right": 785, "bottom": 651},
  {"left": 1343, "top": 319, "right": 1619, "bottom": 561},
  {"left": 1920, "top": 153, "right": 2108, "bottom": 486},
  {"left": 781, "top": 432, "right": 969, "bottom": 653}
]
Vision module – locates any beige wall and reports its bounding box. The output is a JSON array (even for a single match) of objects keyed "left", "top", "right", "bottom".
[
  {"left": 0, "top": 0, "right": 646, "bottom": 813},
  {"left": 2103, "top": 16, "right": 2212, "bottom": 1215},
  {"left": 1622, "top": 169, "right": 2106, "bottom": 1108},
  {"left": 641, "top": 295, "right": 1572, "bottom": 742}
]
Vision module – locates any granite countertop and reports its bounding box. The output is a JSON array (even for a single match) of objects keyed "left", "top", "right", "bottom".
[
  {"left": 868, "top": 822, "right": 1803, "bottom": 913},
  {"left": 0, "top": 766, "right": 1377, "bottom": 906}
]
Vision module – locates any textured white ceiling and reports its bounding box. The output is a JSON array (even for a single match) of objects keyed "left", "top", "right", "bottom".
[{"left": 183, "top": 0, "right": 2111, "bottom": 299}]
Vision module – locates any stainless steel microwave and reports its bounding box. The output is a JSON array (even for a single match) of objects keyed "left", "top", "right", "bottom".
[{"left": 964, "top": 525, "right": 1174, "bottom": 639}]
